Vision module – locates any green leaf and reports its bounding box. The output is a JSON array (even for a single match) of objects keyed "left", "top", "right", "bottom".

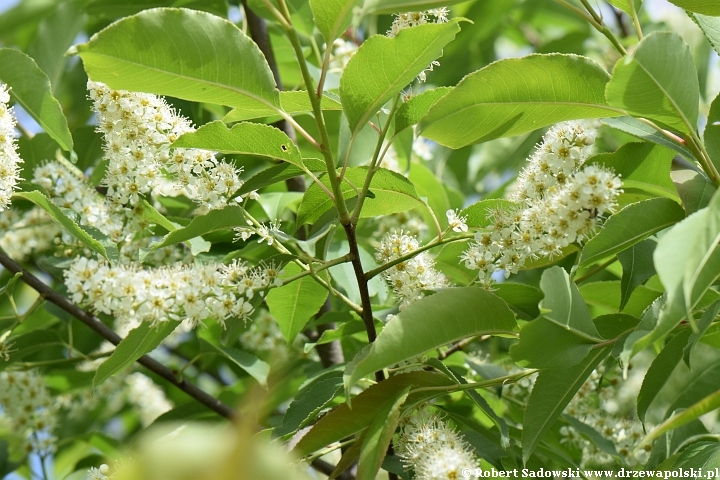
[
  {"left": 588, "top": 142, "right": 678, "bottom": 200},
  {"left": 606, "top": 32, "right": 699, "bottom": 135},
  {"left": 200, "top": 339, "right": 270, "bottom": 387},
  {"left": 394, "top": 87, "right": 452, "bottom": 134},
  {"left": 265, "top": 263, "right": 329, "bottom": 343},
  {"left": 222, "top": 92, "right": 342, "bottom": 123},
  {"left": 234, "top": 159, "right": 326, "bottom": 198},
  {"left": 644, "top": 189, "right": 720, "bottom": 346},
  {"left": 340, "top": 20, "right": 463, "bottom": 134},
  {"left": 509, "top": 318, "right": 596, "bottom": 369},
  {"left": 460, "top": 199, "right": 517, "bottom": 228},
  {"left": 684, "top": 300, "right": 720, "bottom": 367},
  {"left": 356, "top": 387, "right": 410, "bottom": 480},
  {"left": 75, "top": 8, "right": 280, "bottom": 110},
  {"left": 363, "top": 0, "right": 469, "bottom": 14},
  {"left": 0, "top": 48, "right": 73, "bottom": 151},
  {"left": 673, "top": 168, "right": 716, "bottom": 214},
  {"left": 666, "top": 358, "right": 720, "bottom": 417},
  {"left": 297, "top": 167, "right": 423, "bottom": 225},
  {"left": 618, "top": 238, "right": 657, "bottom": 311},
  {"left": 275, "top": 376, "right": 342, "bottom": 437},
  {"left": 493, "top": 283, "right": 543, "bottom": 320},
  {"left": 602, "top": 117, "right": 696, "bottom": 161},
  {"left": 521, "top": 346, "right": 612, "bottom": 463},
  {"left": 408, "top": 159, "right": 451, "bottom": 228},
  {"left": 640, "top": 387, "right": 720, "bottom": 449},
  {"left": 293, "top": 371, "right": 455, "bottom": 457},
  {"left": 310, "top": 0, "right": 362, "bottom": 44},
  {"left": 343, "top": 287, "right": 517, "bottom": 390},
  {"left": 562, "top": 415, "right": 619, "bottom": 459},
  {"left": 667, "top": 0, "right": 720, "bottom": 15},
  {"left": 94, "top": 320, "right": 180, "bottom": 387},
  {"left": 637, "top": 330, "right": 691, "bottom": 424},
  {"left": 148, "top": 205, "right": 246, "bottom": 252},
  {"left": 537, "top": 266, "right": 601, "bottom": 341},
  {"left": 172, "top": 121, "right": 302, "bottom": 166},
  {"left": 578, "top": 198, "right": 686, "bottom": 267},
  {"left": 606, "top": 0, "right": 641, "bottom": 15},
  {"left": 419, "top": 54, "right": 621, "bottom": 149},
  {"left": 691, "top": 13, "right": 720, "bottom": 56},
  {"left": 14, "top": 191, "right": 117, "bottom": 262},
  {"left": 671, "top": 442, "right": 720, "bottom": 470},
  {"left": 579, "top": 282, "right": 661, "bottom": 318},
  {"left": 27, "top": 2, "right": 86, "bottom": 92},
  {"left": 706, "top": 92, "right": 720, "bottom": 175}
]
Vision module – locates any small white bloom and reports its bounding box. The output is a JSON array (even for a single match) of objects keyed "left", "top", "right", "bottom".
[{"left": 446, "top": 209, "right": 468, "bottom": 233}]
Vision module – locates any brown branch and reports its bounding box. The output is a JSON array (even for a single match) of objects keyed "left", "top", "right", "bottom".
[{"left": 0, "top": 250, "right": 236, "bottom": 420}]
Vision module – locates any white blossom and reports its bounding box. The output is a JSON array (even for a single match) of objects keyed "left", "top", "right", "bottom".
[
  {"left": 446, "top": 209, "right": 468, "bottom": 232},
  {"left": 125, "top": 372, "right": 173, "bottom": 426},
  {"left": 376, "top": 230, "right": 448, "bottom": 310},
  {"left": 0, "top": 83, "right": 22, "bottom": 211}
]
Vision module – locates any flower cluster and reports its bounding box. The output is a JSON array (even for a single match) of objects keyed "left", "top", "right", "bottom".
[
  {"left": 0, "top": 84, "right": 22, "bottom": 210},
  {"left": 375, "top": 231, "right": 448, "bottom": 311},
  {"left": 87, "top": 464, "right": 114, "bottom": 480},
  {"left": 88, "top": 81, "right": 243, "bottom": 211},
  {"left": 0, "top": 207, "right": 60, "bottom": 260},
  {"left": 387, "top": 8, "right": 449, "bottom": 81},
  {"left": 559, "top": 366, "right": 650, "bottom": 467},
  {"left": 328, "top": 39, "right": 358, "bottom": 73},
  {"left": 64, "top": 257, "right": 281, "bottom": 330},
  {"left": 0, "top": 370, "right": 57, "bottom": 455},
  {"left": 239, "top": 309, "right": 289, "bottom": 358},
  {"left": 461, "top": 122, "right": 622, "bottom": 286},
  {"left": 125, "top": 372, "right": 173, "bottom": 426},
  {"left": 396, "top": 411, "right": 479, "bottom": 479}
]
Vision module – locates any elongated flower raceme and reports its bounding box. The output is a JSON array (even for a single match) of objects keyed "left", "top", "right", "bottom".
[
  {"left": 0, "top": 84, "right": 22, "bottom": 211},
  {"left": 396, "top": 411, "right": 478, "bottom": 480},
  {"left": 375, "top": 230, "right": 448, "bottom": 311},
  {"left": 461, "top": 121, "right": 622, "bottom": 286},
  {"left": 64, "top": 257, "right": 280, "bottom": 330},
  {"left": 88, "top": 81, "right": 243, "bottom": 211}
]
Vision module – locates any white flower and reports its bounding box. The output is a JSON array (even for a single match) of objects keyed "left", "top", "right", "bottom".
[
  {"left": 0, "top": 83, "right": 23, "bottom": 211},
  {"left": 446, "top": 209, "right": 468, "bottom": 232},
  {"left": 125, "top": 373, "right": 173, "bottom": 426}
]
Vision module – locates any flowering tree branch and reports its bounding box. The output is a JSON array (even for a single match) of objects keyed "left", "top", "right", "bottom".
[{"left": 0, "top": 250, "right": 236, "bottom": 420}]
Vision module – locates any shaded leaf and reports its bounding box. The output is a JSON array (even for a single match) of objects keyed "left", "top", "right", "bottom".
[
  {"left": 275, "top": 376, "right": 342, "bottom": 437},
  {"left": 200, "top": 339, "right": 270, "bottom": 387},
  {"left": 222, "top": 92, "right": 341, "bottom": 123},
  {"left": 394, "top": 86, "right": 452, "bottom": 134},
  {"left": 602, "top": 117, "right": 696, "bottom": 161},
  {"left": 618, "top": 238, "right": 657, "bottom": 311}
]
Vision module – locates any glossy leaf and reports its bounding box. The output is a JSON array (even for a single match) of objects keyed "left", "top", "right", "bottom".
[
  {"left": 588, "top": 142, "right": 678, "bottom": 200},
  {"left": 394, "top": 86, "right": 452, "bottom": 134},
  {"left": 419, "top": 54, "right": 621, "bottom": 149},
  {"left": 617, "top": 239, "right": 657, "bottom": 311},
  {"left": 0, "top": 48, "right": 73, "bottom": 151},
  {"left": 173, "top": 121, "right": 302, "bottom": 165},
  {"left": 706, "top": 92, "right": 720, "bottom": 175},
  {"left": 297, "top": 167, "right": 423, "bottom": 225},
  {"left": 235, "top": 159, "right": 326, "bottom": 197},
  {"left": 356, "top": 387, "right": 409, "bottom": 480},
  {"left": 340, "top": 20, "right": 463, "bottom": 133},
  {"left": 14, "top": 191, "right": 117, "bottom": 262},
  {"left": 667, "top": 0, "right": 720, "bottom": 15},
  {"left": 94, "top": 320, "right": 180, "bottom": 387},
  {"left": 606, "top": 32, "right": 699, "bottom": 135},
  {"left": 522, "top": 346, "right": 612, "bottom": 463},
  {"left": 223, "top": 91, "right": 342, "bottom": 123},
  {"left": 459, "top": 199, "right": 516, "bottom": 228},
  {"left": 666, "top": 358, "right": 720, "bottom": 417},
  {"left": 265, "top": 263, "right": 329, "bottom": 343},
  {"left": 275, "top": 376, "right": 342, "bottom": 437},
  {"left": 636, "top": 330, "right": 691, "bottom": 423},
  {"left": 311, "top": 0, "right": 362, "bottom": 44},
  {"left": 344, "top": 287, "right": 517, "bottom": 390},
  {"left": 684, "top": 300, "right": 720, "bottom": 367},
  {"left": 148, "top": 205, "right": 245, "bottom": 252},
  {"left": 75, "top": 8, "right": 281, "bottom": 109},
  {"left": 644, "top": 189, "right": 720, "bottom": 346},
  {"left": 578, "top": 198, "right": 685, "bottom": 267},
  {"left": 510, "top": 317, "right": 596, "bottom": 369},
  {"left": 293, "top": 371, "right": 455, "bottom": 457},
  {"left": 602, "top": 117, "right": 696, "bottom": 161},
  {"left": 537, "top": 266, "right": 601, "bottom": 341},
  {"left": 672, "top": 169, "right": 716, "bottom": 214},
  {"left": 200, "top": 339, "right": 270, "bottom": 387},
  {"left": 692, "top": 13, "right": 720, "bottom": 56}
]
